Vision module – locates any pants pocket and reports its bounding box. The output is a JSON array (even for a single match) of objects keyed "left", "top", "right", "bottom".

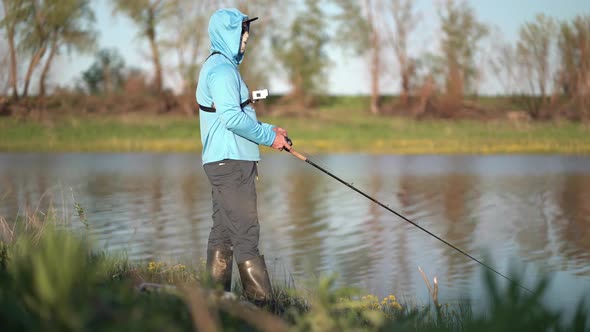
[{"left": 204, "top": 160, "right": 240, "bottom": 187}]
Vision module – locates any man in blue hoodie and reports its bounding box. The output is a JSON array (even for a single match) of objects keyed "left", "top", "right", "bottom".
[{"left": 196, "top": 8, "right": 290, "bottom": 303}]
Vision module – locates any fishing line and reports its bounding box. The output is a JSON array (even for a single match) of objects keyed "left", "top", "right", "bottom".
[{"left": 283, "top": 139, "right": 532, "bottom": 294}]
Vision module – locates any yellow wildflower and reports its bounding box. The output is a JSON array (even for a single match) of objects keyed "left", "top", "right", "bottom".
[
  {"left": 361, "top": 294, "right": 380, "bottom": 310},
  {"left": 381, "top": 294, "right": 403, "bottom": 311},
  {"left": 173, "top": 264, "right": 186, "bottom": 271},
  {"left": 147, "top": 261, "right": 165, "bottom": 272}
]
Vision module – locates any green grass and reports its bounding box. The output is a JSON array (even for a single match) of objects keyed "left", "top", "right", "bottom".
[{"left": 1, "top": 109, "right": 589, "bottom": 154}]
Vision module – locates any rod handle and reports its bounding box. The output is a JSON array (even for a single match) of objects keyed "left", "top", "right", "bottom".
[
  {"left": 289, "top": 149, "right": 307, "bottom": 161},
  {"left": 283, "top": 137, "right": 307, "bottom": 161}
]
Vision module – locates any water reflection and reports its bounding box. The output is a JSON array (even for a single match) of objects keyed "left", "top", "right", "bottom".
[
  {"left": 439, "top": 173, "right": 478, "bottom": 288},
  {"left": 557, "top": 175, "right": 590, "bottom": 274},
  {"left": 1, "top": 153, "right": 590, "bottom": 311},
  {"left": 285, "top": 167, "right": 327, "bottom": 278}
]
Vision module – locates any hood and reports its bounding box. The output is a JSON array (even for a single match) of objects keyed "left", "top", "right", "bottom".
[{"left": 208, "top": 8, "right": 251, "bottom": 66}]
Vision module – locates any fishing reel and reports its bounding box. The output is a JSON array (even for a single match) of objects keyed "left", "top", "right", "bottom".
[{"left": 282, "top": 136, "right": 293, "bottom": 152}]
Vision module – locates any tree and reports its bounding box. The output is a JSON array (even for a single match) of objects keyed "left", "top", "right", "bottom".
[
  {"left": 486, "top": 25, "right": 525, "bottom": 97},
  {"left": 332, "top": 0, "right": 371, "bottom": 55},
  {"left": 332, "top": 0, "right": 381, "bottom": 114},
  {"left": 38, "top": 0, "right": 96, "bottom": 96},
  {"left": 0, "top": 38, "right": 8, "bottom": 95},
  {"left": 2, "top": 0, "right": 95, "bottom": 98},
  {"left": 113, "top": 0, "right": 174, "bottom": 94},
  {"left": 0, "top": 0, "right": 27, "bottom": 99},
  {"left": 488, "top": 39, "right": 519, "bottom": 95},
  {"left": 19, "top": 0, "right": 51, "bottom": 98},
  {"left": 558, "top": 15, "right": 590, "bottom": 117},
  {"left": 160, "top": 0, "right": 212, "bottom": 94},
  {"left": 236, "top": 0, "right": 287, "bottom": 100},
  {"left": 437, "top": 0, "right": 488, "bottom": 102},
  {"left": 273, "top": 0, "right": 329, "bottom": 108},
  {"left": 386, "top": 0, "right": 420, "bottom": 106},
  {"left": 364, "top": 0, "right": 382, "bottom": 115},
  {"left": 516, "top": 14, "right": 556, "bottom": 107},
  {"left": 81, "top": 49, "right": 126, "bottom": 94}
]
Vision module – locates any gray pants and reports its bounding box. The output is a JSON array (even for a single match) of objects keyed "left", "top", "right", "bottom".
[{"left": 203, "top": 159, "right": 260, "bottom": 263}]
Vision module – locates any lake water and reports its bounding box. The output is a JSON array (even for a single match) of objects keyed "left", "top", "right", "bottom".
[{"left": 1, "top": 152, "right": 589, "bottom": 314}]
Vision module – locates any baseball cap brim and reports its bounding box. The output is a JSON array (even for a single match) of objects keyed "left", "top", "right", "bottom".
[{"left": 243, "top": 17, "right": 258, "bottom": 24}]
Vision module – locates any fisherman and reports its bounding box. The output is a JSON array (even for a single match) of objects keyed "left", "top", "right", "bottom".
[{"left": 196, "top": 8, "right": 291, "bottom": 303}]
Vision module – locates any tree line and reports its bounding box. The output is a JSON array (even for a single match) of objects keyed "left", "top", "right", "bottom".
[{"left": 1, "top": 0, "right": 589, "bottom": 119}]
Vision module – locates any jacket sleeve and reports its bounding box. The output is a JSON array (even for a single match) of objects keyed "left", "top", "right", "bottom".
[
  {"left": 209, "top": 64, "right": 276, "bottom": 146},
  {"left": 260, "top": 122, "right": 276, "bottom": 132}
]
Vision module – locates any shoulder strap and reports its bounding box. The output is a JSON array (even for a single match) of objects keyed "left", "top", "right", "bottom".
[
  {"left": 206, "top": 51, "right": 234, "bottom": 63},
  {"left": 199, "top": 52, "right": 250, "bottom": 113},
  {"left": 198, "top": 52, "right": 222, "bottom": 112},
  {"left": 205, "top": 51, "right": 222, "bottom": 62}
]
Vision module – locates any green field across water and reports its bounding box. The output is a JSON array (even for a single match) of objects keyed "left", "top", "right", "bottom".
[{"left": 1, "top": 108, "right": 589, "bottom": 154}]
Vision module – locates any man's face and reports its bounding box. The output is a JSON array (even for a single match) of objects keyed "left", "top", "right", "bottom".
[
  {"left": 240, "top": 30, "right": 249, "bottom": 53},
  {"left": 240, "top": 22, "right": 250, "bottom": 53}
]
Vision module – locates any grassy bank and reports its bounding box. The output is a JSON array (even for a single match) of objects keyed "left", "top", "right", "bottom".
[
  {"left": 0, "top": 207, "right": 588, "bottom": 331},
  {"left": 1, "top": 108, "right": 590, "bottom": 154}
]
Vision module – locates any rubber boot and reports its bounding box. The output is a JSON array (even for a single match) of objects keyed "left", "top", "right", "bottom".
[
  {"left": 206, "top": 248, "right": 233, "bottom": 292},
  {"left": 238, "top": 255, "right": 273, "bottom": 303}
]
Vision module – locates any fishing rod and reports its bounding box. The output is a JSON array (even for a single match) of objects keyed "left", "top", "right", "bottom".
[{"left": 282, "top": 138, "right": 532, "bottom": 293}]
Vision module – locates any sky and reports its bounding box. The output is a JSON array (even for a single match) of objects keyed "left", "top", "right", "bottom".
[{"left": 53, "top": 0, "right": 590, "bottom": 96}]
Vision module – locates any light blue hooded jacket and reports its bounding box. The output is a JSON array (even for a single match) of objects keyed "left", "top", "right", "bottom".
[{"left": 196, "top": 8, "right": 276, "bottom": 165}]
